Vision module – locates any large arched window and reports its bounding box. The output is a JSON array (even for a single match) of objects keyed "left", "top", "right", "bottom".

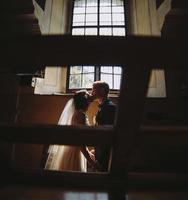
[{"left": 68, "top": 0, "right": 127, "bottom": 91}]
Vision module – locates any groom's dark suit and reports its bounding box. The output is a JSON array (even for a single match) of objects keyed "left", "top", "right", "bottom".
[{"left": 95, "top": 98, "right": 116, "bottom": 171}]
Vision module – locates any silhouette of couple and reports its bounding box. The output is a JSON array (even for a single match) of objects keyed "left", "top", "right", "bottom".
[{"left": 45, "top": 81, "right": 116, "bottom": 172}]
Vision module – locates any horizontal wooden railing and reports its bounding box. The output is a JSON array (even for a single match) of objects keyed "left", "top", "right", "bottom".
[
  {"left": 0, "top": 123, "right": 114, "bottom": 146},
  {"left": 0, "top": 35, "right": 187, "bottom": 68},
  {"left": 0, "top": 123, "right": 188, "bottom": 145},
  {"left": 4, "top": 168, "right": 188, "bottom": 190}
]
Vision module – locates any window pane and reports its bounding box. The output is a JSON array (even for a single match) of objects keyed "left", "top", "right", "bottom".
[
  {"left": 113, "top": 28, "right": 125, "bottom": 36},
  {"left": 112, "top": 6, "right": 124, "bottom": 13},
  {"left": 112, "top": 13, "right": 124, "bottom": 24},
  {"left": 86, "top": 0, "right": 97, "bottom": 7},
  {"left": 70, "top": 66, "right": 82, "bottom": 74},
  {"left": 101, "top": 66, "right": 112, "bottom": 73},
  {"left": 114, "top": 66, "right": 122, "bottom": 74},
  {"left": 100, "top": 6, "right": 111, "bottom": 13},
  {"left": 100, "top": 14, "right": 111, "bottom": 22},
  {"left": 74, "top": 0, "right": 85, "bottom": 7},
  {"left": 100, "top": 13, "right": 112, "bottom": 25},
  {"left": 83, "top": 66, "right": 95, "bottom": 73},
  {"left": 86, "top": 6, "right": 97, "bottom": 13},
  {"left": 86, "top": 14, "right": 97, "bottom": 21},
  {"left": 112, "top": 21, "right": 125, "bottom": 26},
  {"left": 114, "top": 74, "right": 121, "bottom": 89},
  {"left": 99, "top": 28, "right": 112, "bottom": 35},
  {"left": 72, "top": 28, "right": 85, "bottom": 35},
  {"left": 82, "top": 74, "right": 95, "bottom": 88},
  {"left": 101, "top": 74, "right": 113, "bottom": 88},
  {"left": 73, "top": 14, "right": 85, "bottom": 22},
  {"left": 69, "top": 74, "right": 81, "bottom": 89},
  {"left": 100, "top": 0, "right": 111, "bottom": 7},
  {"left": 74, "top": 7, "right": 85, "bottom": 14},
  {"left": 85, "top": 14, "right": 97, "bottom": 25},
  {"left": 100, "top": 21, "right": 112, "bottom": 26},
  {"left": 73, "top": 22, "right": 85, "bottom": 26},
  {"left": 112, "top": 0, "right": 123, "bottom": 6},
  {"left": 85, "top": 28, "right": 97, "bottom": 35},
  {"left": 86, "top": 21, "right": 98, "bottom": 26}
]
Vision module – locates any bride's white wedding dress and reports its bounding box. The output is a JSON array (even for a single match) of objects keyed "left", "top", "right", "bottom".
[{"left": 45, "top": 99, "right": 89, "bottom": 172}]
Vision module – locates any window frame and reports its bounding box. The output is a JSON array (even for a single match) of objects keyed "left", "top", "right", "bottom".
[
  {"left": 67, "top": 65, "right": 123, "bottom": 93},
  {"left": 66, "top": 0, "right": 129, "bottom": 93}
]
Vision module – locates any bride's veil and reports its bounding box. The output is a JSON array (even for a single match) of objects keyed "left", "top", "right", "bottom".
[
  {"left": 45, "top": 98, "right": 75, "bottom": 170},
  {"left": 58, "top": 98, "right": 75, "bottom": 125}
]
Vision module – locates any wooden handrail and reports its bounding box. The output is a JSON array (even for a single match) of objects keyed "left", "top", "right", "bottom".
[
  {"left": 0, "top": 123, "right": 188, "bottom": 145},
  {"left": 0, "top": 123, "right": 114, "bottom": 145}
]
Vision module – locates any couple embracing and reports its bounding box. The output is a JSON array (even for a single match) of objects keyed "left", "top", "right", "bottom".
[{"left": 45, "top": 81, "right": 116, "bottom": 172}]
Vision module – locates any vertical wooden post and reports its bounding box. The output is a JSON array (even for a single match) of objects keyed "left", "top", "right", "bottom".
[{"left": 109, "top": 64, "right": 151, "bottom": 179}]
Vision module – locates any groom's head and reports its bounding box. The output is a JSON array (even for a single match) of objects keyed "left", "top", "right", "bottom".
[{"left": 91, "top": 81, "right": 109, "bottom": 101}]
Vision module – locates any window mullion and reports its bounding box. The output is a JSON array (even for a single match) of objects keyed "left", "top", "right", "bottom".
[
  {"left": 81, "top": 65, "right": 84, "bottom": 88},
  {"left": 111, "top": 0, "right": 113, "bottom": 35},
  {"left": 123, "top": 0, "right": 127, "bottom": 35},
  {"left": 96, "top": 0, "right": 99, "bottom": 81},
  {"left": 84, "top": 0, "right": 87, "bottom": 35},
  {"left": 97, "top": 0, "right": 100, "bottom": 35},
  {"left": 95, "top": 66, "right": 100, "bottom": 81},
  {"left": 113, "top": 66, "right": 114, "bottom": 89}
]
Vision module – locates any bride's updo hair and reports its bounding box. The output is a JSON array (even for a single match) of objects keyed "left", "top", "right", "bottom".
[{"left": 73, "top": 90, "right": 90, "bottom": 111}]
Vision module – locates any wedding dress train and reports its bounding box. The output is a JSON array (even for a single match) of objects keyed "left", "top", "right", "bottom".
[{"left": 45, "top": 99, "right": 88, "bottom": 172}]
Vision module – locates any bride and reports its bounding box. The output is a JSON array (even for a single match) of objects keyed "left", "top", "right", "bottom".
[{"left": 45, "top": 90, "right": 96, "bottom": 172}]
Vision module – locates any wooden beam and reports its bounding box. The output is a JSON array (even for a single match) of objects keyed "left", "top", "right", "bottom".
[
  {"left": 4, "top": 168, "right": 188, "bottom": 191},
  {"left": 128, "top": 172, "right": 188, "bottom": 190},
  {"left": 109, "top": 64, "right": 151, "bottom": 178},
  {"left": 0, "top": 123, "right": 187, "bottom": 146},
  {"left": 0, "top": 35, "right": 187, "bottom": 69},
  {"left": 5, "top": 169, "right": 127, "bottom": 191},
  {"left": 0, "top": 123, "right": 114, "bottom": 146}
]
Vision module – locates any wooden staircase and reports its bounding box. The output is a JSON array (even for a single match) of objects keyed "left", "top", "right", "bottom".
[{"left": 0, "top": 1, "right": 188, "bottom": 199}]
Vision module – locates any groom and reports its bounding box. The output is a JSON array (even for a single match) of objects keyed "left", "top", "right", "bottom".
[{"left": 90, "top": 81, "right": 116, "bottom": 171}]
